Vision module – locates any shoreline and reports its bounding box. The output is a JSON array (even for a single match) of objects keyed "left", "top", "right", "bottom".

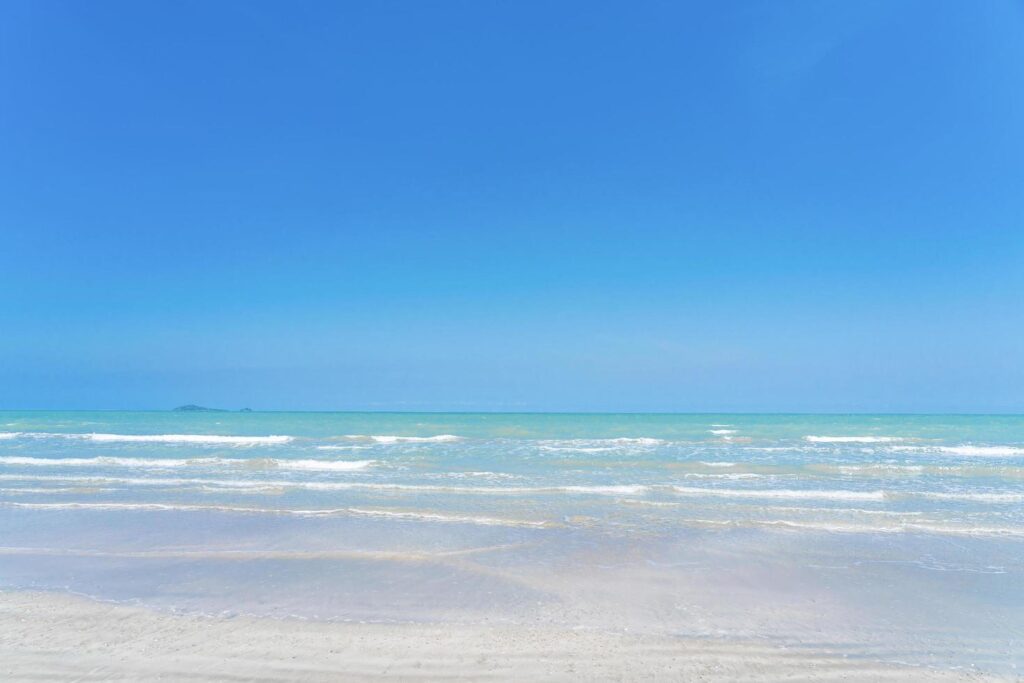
[{"left": 0, "top": 590, "right": 1001, "bottom": 681}]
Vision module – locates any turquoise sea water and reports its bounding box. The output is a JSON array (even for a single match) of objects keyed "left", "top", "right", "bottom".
[{"left": 1, "top": 412, "right": 1022, "bottom": 673}]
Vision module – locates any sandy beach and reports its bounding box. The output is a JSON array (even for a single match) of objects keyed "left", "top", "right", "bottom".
[{"left": 0, "top": 590, "right": 1003, "bottom": 682}]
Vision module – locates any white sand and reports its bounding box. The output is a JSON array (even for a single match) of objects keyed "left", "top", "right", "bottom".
[{"left": 0, "top": 591, "right": 1001, "bottom": 681}]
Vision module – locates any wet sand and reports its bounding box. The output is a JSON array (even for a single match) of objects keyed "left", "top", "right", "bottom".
[{"left": 0, "top": 591, "right": 1001, "bottom": 682}]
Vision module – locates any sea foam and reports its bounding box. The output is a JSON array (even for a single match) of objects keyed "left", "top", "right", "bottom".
[
  {"left": 892, "top": 445, "right": 1024, "bottom": 457},
  {"left": 805, "top": 436, "right": 903, "bottom": 443},
  {"left": 0, "top": 456, "right": 374, "bottom": 471},
  {"left": 0, "top": 432, "right": 292, "bottom": 446},
  {"left": 671, "top": 486, "right": 886, "bottom": 502},
  {"left": 538, "top": 437, "right": 664, "bottom": 452},
  {"left": 85, "top": 433, "right": 293, "bottom": 445},
  {"left": 2, "top": 501, "right": 551, "bottom": 528},
  {"left": 345, "top": 434, "right": 462, "bottom": 444}
]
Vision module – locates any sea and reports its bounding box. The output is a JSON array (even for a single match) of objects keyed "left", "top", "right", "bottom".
[{"left": 1, "top": 411, "right": 1021, "bottom": 674}]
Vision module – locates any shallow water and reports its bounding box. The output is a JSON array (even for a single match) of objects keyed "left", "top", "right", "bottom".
[{"left": 1, "top": 412, "right": 1022, "bottom": 673}]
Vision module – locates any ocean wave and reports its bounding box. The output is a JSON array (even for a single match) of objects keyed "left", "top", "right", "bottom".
[
  {"left": 11, "top": 475, "right": 1022, "bottom": 506},
  {"left": 0, "top": 432, "right": 292, "bottom": 446},
  {"left": 0, "top": 487, "right": 116, "bottom": 494},
  {"left": 87, "top": 433, "right": 292, "bottom": 445},
  {"left": 682, "top": 473, "right": 763, "bottom": 479},
  {"left": 1, "top": 501, "right": 550, "bottom": 527},
  {"left": 0, "top": 473, "right": 377, "bottom": 491},
  {"left": 740, "top": 447, "right": 805, "bottom": 452},
  {"left": 558, "top": 485, "right": 649, "bottom": 494},
  {"left": 4, "top": 502, "right": 261, "bottom": 513},
  {"left": 832, "top": 464, "right": 925, "bottom": 474},
  {"left": 272, "top": 459, "right": 375, "bottom": 472},
  {"left": 913, "top": 491, "right": 1024, "bottom": 503},
  {"left": 708, "top": 429, "right": 737, "bottom": 436},
  {"left": 339, "top": 508, "right": 550, "bottom": 527},
  {"left": 538, "top": 437, "right": 664, "bottom": 451},
  {"left": 303, "top": 483, "right": 649, "bottom": 496},
  {"left": 0, "top": 474, "right": 176, "bottom": 485},
  {"left": 671, "top": 486, "right": 885, "bottom": 502},
  {"left": 892, "top": 445, "right": 1024, "bottom": 457},
  {"left": 5, "top": 471, "right": 1023, "bottom": 508},
  {"left": 0, "top": 474, "right": 647, "bottom": 496},
  {"left": 805, "top": 436, "right": 903, "bottom": 443},
  {"left": 760, "top": 505, "right": 923, "bottom": 517},
  {"left": 0, "top": 456, "right": 374, "bottom": 472},
  {"left": 810, "top": 462, "right": 1024, "bottom": 479},
  {"left": 0, "top": 456, "right": 223, "bottom": 468},
  {"left": 344, "top": 434, "right": 462, "bottom": 444},
  {"left": 606, "top": 437, "right": 663, "bottom": 445},
  {"left": 428, "top": 471, "right": 522, "bottom": 480},
  {"left": 686, "top": 518, "right": 1024, "bottom": 538}
]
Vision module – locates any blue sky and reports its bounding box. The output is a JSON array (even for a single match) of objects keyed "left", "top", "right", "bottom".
[{"left": 1, "top": 1, "right": 1022, "bottom": 412}]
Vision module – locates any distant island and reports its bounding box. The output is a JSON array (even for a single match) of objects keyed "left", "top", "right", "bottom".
[{"left": 173, "top": 405, "right": 253, "bottom": 412}]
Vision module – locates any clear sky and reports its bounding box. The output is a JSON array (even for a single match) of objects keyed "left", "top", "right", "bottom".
[{"left": 1, "top": 1, "right": 1022, "bottom": 412}]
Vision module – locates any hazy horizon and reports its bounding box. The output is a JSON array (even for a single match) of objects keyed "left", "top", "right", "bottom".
[{"left": 3, "top": 407, "right": 1024, "bottom": 417}]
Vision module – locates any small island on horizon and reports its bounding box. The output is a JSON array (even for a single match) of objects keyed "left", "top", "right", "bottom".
[{"left": 173, "top": 405, "right": 252, "bottom": 413}]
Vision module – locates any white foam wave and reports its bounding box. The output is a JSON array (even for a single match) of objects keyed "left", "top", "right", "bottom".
[
  {"left": 339, "top": 508, "right": 550, "bottom": 527},
  {"left": 700, "top": 462, "right": 736, "bottom": 467},
  {"left": 2, "top": 502, "right": 549, "bottom": 527},
  {"left": 761, "top": 506, "right": 922, "bottom": 517},
  {"left": 559, "top": 485, "right": 649, "bottom": 495},
  {"left": 0, "top": 456, "right": 374, "bottom": 472},
  {"left": 805, "top": 436, "right": 903, "bottom": 443},
  {"left": 274, "top": 459, "right": 375, "bottom": 472},
  {"left": 538, "top": 437, "right": 663, "bottom": 451},
  {"left": 0, "top": 474, "right": 170, "bottom": 485},
  {"left": 0, "top": 456, "right": 222, "bottom": 468},
  {"left": 0, "top": 475, "right": 361, "bottom": 493},
  {"left": 607, "top": 437, "right": 663, "bottom": 445},
  {"left": 5, "top": 502, "right": 265, "bottom": 513},
  {"left": 0, "top": 432, "right": 292, "bottom": 446},
  {"left": 671, "top": 486, "right": 885, "bottom": 502},
  {"left": 0, "top": 487, "right": 116, "bottom": 494},
  {"left": 892, "top": 445, "right": 1024, "bottom": 457},
  {"left": 431, "top": 471, "right": 522, "bottom": 480},
  {"left": 345, "top": 434, "right": 462, "bottom": 444},
  {"left": 5, "top": 471, "right": 1022, "bottom": 507},
  {"left": 682, "top": 473, "right": 762, "bottom": 480},
  {"left": 834, "top": 464, "right": 925, "bottom": 474},
  {"left": 915, "top": 491, "right": 1024, "bottom": 503},
  {"left": 87, "top": 433, "right": 292, "bottom": 445},
  {"left": 0, "top": 474, "right": 645, "bottom": 496},
  {"left": 302, "top": 483, "right": 648, "bottom": 496},
  {"left": 19, "top": 472, "right": 1020, "bottom": 506},
  {"left": 709, "top": 429, "right": 736, "bottom": 435},
  {"left": 689, "top": 518, "right": 1024, "bottom": 538}
]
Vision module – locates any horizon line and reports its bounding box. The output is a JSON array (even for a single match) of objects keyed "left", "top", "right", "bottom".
[{"left": 2, "top": 408, "right": 1023, "bottom": 417}]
